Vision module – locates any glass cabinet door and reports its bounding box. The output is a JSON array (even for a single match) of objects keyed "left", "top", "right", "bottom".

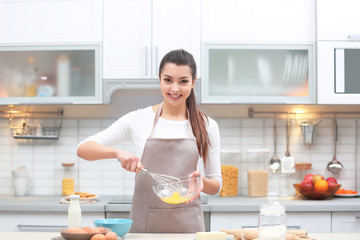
[
  {"left": 202, "top": 44, "right": 315, "bottom": 104},
  {"left": 0, "top": 45, "right": 101, "bottom": 104}
]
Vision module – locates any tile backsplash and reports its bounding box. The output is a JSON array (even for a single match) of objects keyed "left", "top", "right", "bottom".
[{"left": 0, "top": 117, "right": 359, "bottom": 196}]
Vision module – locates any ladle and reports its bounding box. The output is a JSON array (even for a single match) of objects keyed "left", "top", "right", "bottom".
[
  {"left": 327, "top": 120, "right": 344, "bottom": 174},
  {"left": 269, "top": 118, "right": 281, "bottom": 173}
]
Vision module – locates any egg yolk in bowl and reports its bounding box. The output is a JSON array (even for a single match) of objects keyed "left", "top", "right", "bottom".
[{"left": 161, "top": 191, "right": 189, "bottom": 204}]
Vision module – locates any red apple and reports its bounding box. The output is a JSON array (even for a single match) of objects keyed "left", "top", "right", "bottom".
[
  {"left": 300, "top": 180, "right": 313, "bottom": 195},
  {"left": 303, "top": 174, "right": 314, "bottom": 182},
  {"left": 326, "top": 177, "right": 338, "bottom": 184}
]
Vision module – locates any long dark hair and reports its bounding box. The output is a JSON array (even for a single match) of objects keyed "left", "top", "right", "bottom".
[{"left": 159, "top": 49, "right": 210, "bottom": 165}]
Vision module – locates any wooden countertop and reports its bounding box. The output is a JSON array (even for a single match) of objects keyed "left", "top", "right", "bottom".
[{"left": 1, "top": 232, "right": 360, "bottom": 240}]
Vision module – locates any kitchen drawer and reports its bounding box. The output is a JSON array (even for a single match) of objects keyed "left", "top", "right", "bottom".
[
  {"left": 331, "top": 212, "right": 360, "bottom": 233},
  {"left": 0, "top": 211, "right": 104, "bottom": 232},
  {"left": 210, "top": 212, "right": 331, "bottom": 233}
]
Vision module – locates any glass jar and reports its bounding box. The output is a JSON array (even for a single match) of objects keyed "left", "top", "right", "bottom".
[
  {"left": 258, "top": 192, "right": 286, "bottom": 240},
  {"left": 245, "top": 149, "right": 270, "bottom": 197},
  {"left": 220, "top": 150, "right": 241, "bottom": 197}
]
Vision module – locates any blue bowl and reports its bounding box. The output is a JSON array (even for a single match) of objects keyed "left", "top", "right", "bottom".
[{"left": 93, "top": 219, "right": 133, "bottom": 237}]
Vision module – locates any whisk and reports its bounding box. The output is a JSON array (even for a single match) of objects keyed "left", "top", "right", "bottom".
[{"left": 141, "top": 168, "right": 182, "bottom": 191}]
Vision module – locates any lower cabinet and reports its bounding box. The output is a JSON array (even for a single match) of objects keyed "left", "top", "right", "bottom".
[
  {"left": 0, "top": 211, "right": 105, "bottom": 232},
  {"left": 210, "top": 212, "right": 331, "bottom": 233},
  {"left": 106, "top": 210, "right": 211, "bottom": 231},
  {"left": 332, "top": 212, "right": 360, "bottom": 233}
]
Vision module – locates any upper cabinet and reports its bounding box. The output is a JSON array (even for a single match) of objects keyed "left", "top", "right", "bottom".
[
  {"left": 0, "top": 45, "right": 101, "bottom": 105},
  {"left": 316, "top": 0, "right": 360, "bottom": 104},
  {"left": 103, "top": 0, "right": 201, "bottom": 79},
  {"left": 202, "top": 43, "right": 316, "bottom": 104},
  {"left": 0, "top": 0, "right": 103, "bottom": 105},
  {"left": 0, "top": 0, "right": 102, "bottom": 44},
  {"left": 103, "top": 0, "right": 151, "bottom": 79},
  {"left": 202, "top": 0, "right": 315, "bottom": 42},
  {"left": 317, "top": 0, "right": 360, "bottom": 41}
]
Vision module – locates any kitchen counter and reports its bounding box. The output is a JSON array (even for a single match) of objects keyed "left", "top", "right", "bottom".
[
  {"left": 1, "top": 232, "right": 360, "bottom": 240},
  {"left": 207, "top": 196, "right": 360, "bottom": 212},
  {"left": 0, "top": 195, "right": 113, "bottom": 212},
  {"left": 0, "top": 195, "right": 359, "bottom": 212}
]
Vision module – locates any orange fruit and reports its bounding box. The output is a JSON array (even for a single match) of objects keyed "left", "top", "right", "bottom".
[
  {"left": 345, "top": 189, "right": 353, "bottom": 194},
  {"left": 353, "top": 191, "right": 358, "bottom": 194},
  {"left": 336, "top": 188, "right": 345, "bottom": 194},
  {"left": 314, "top": 179, "right": 328, "bottom": 194}
]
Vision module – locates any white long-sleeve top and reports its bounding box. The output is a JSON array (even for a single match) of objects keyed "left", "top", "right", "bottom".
[{"left": 77, "top": 106, "right": 222, "bottom": 188}]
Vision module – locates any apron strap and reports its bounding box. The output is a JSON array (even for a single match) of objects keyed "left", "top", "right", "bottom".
[{"left": 149, "top": 102, "right": 195, "bottom": 139}]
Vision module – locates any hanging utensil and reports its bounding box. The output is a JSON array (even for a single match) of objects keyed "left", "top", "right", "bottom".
[
  {"left": 269, "top": 117, "right": 281, "bottom": 173},
  {"left": 281, "top": 118, "right": 295, "bottom": 174},
  {"left": 327, "top": 120, "right": 344, "bottom": 174}
]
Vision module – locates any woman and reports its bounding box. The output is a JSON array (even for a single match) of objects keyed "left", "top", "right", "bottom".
[{"left": 77, "top": 49, "right": 222, "bottom": 233}]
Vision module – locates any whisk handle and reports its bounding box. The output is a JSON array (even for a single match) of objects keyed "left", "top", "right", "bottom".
[{"left": 140, "top": 168, "right": 148, "bottom": 174}]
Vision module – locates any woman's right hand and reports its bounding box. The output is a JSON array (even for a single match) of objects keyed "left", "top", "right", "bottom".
[{"left": 115, "top": 149, "right": 143, "bottom": 173}]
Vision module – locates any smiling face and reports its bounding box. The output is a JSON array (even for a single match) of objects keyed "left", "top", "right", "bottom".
[{"left": 159, "top": 63, "right": 196, "bottom": 108}]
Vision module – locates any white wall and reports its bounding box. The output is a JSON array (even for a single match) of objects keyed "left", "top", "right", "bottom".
[{"left": 0, "top": 115, "right": 358, "bottom": 197}]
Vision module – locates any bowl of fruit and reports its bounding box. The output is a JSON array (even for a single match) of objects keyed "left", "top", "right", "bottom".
[{"left": 293, "top": 174, "right": 341, "bottom": 200}]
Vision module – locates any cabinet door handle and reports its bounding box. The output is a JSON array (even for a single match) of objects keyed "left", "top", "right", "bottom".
[
  {"left": 17, "top": 224, "right": 67, "bottom": 228},
  {"left": 348, "top": 35, "right": 360, "bottom": 39},
  {"left": 145, "top": 46, "right": 149, "bottom": 76}
]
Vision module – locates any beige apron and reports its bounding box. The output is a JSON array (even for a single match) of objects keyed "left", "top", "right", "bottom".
[{"left": 129, "top": 103, "right": 205, "bottom": 233}]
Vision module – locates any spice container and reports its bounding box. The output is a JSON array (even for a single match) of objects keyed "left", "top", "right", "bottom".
[
  {"left": 245, "top": 149, "right": 270, "bottom": 197},
  {"left": 258, "top": 192, "right": 286, "bottom": 240}
]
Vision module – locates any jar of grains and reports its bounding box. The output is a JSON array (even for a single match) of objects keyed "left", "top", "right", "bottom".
[
  {"left": 245, "top": 149, "right": 270, "bottom": 197},
  {"left": 219, "top": 150, "right": 241, "bottom": 197}
]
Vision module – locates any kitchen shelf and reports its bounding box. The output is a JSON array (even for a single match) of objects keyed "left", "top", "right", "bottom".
[
  {"left": 5, "top": 108, "right": 63, "bottom": 140},
  {"left": 11, "top": 126, "right": 61, "bottom": 140}
]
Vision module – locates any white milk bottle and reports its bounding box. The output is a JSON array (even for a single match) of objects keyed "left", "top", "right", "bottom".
[
  {"left": 68, "top": 195, "right": 81, "bottom": 227},
  {"left": 258, "top": 192, "right": 286, "bottom": 240}
]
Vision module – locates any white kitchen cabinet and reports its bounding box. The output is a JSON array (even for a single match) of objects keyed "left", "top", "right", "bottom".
[
  {"left": 317, "top": 0, "right": 360, "bottom": 41},
  {"left": 0, "top": 0, "right": 102, "bottom": 44},
  {"left": 0, "top": 211, "right": 104, "bottom": 232},
  {"left": 202, "top": 43, "right": 316, "bottom": 104},
  {"left": 331, "top": 212, "right": 360, "bottom": 233},
  {"left": 0, "top": 45, "right": 102, "bottom": 105},
  {"left": 103, "top": 0, "right": 201, "bottom": 79},
  {"left": 317, "top": 41, "right": 360, "bottom": 104},
  {"left": 210, "top": 212, "right": 331, "bottom": 233},
  {"left": 103, "top": 0, "right": 151, "bottom": 79},
  {"left": 202, "top": 0, "right": 315, "bottom": 42}
]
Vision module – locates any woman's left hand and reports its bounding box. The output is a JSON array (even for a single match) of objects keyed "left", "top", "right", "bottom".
[{"left": 186, "top": 170, "right": 204, "bottom": 204}]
